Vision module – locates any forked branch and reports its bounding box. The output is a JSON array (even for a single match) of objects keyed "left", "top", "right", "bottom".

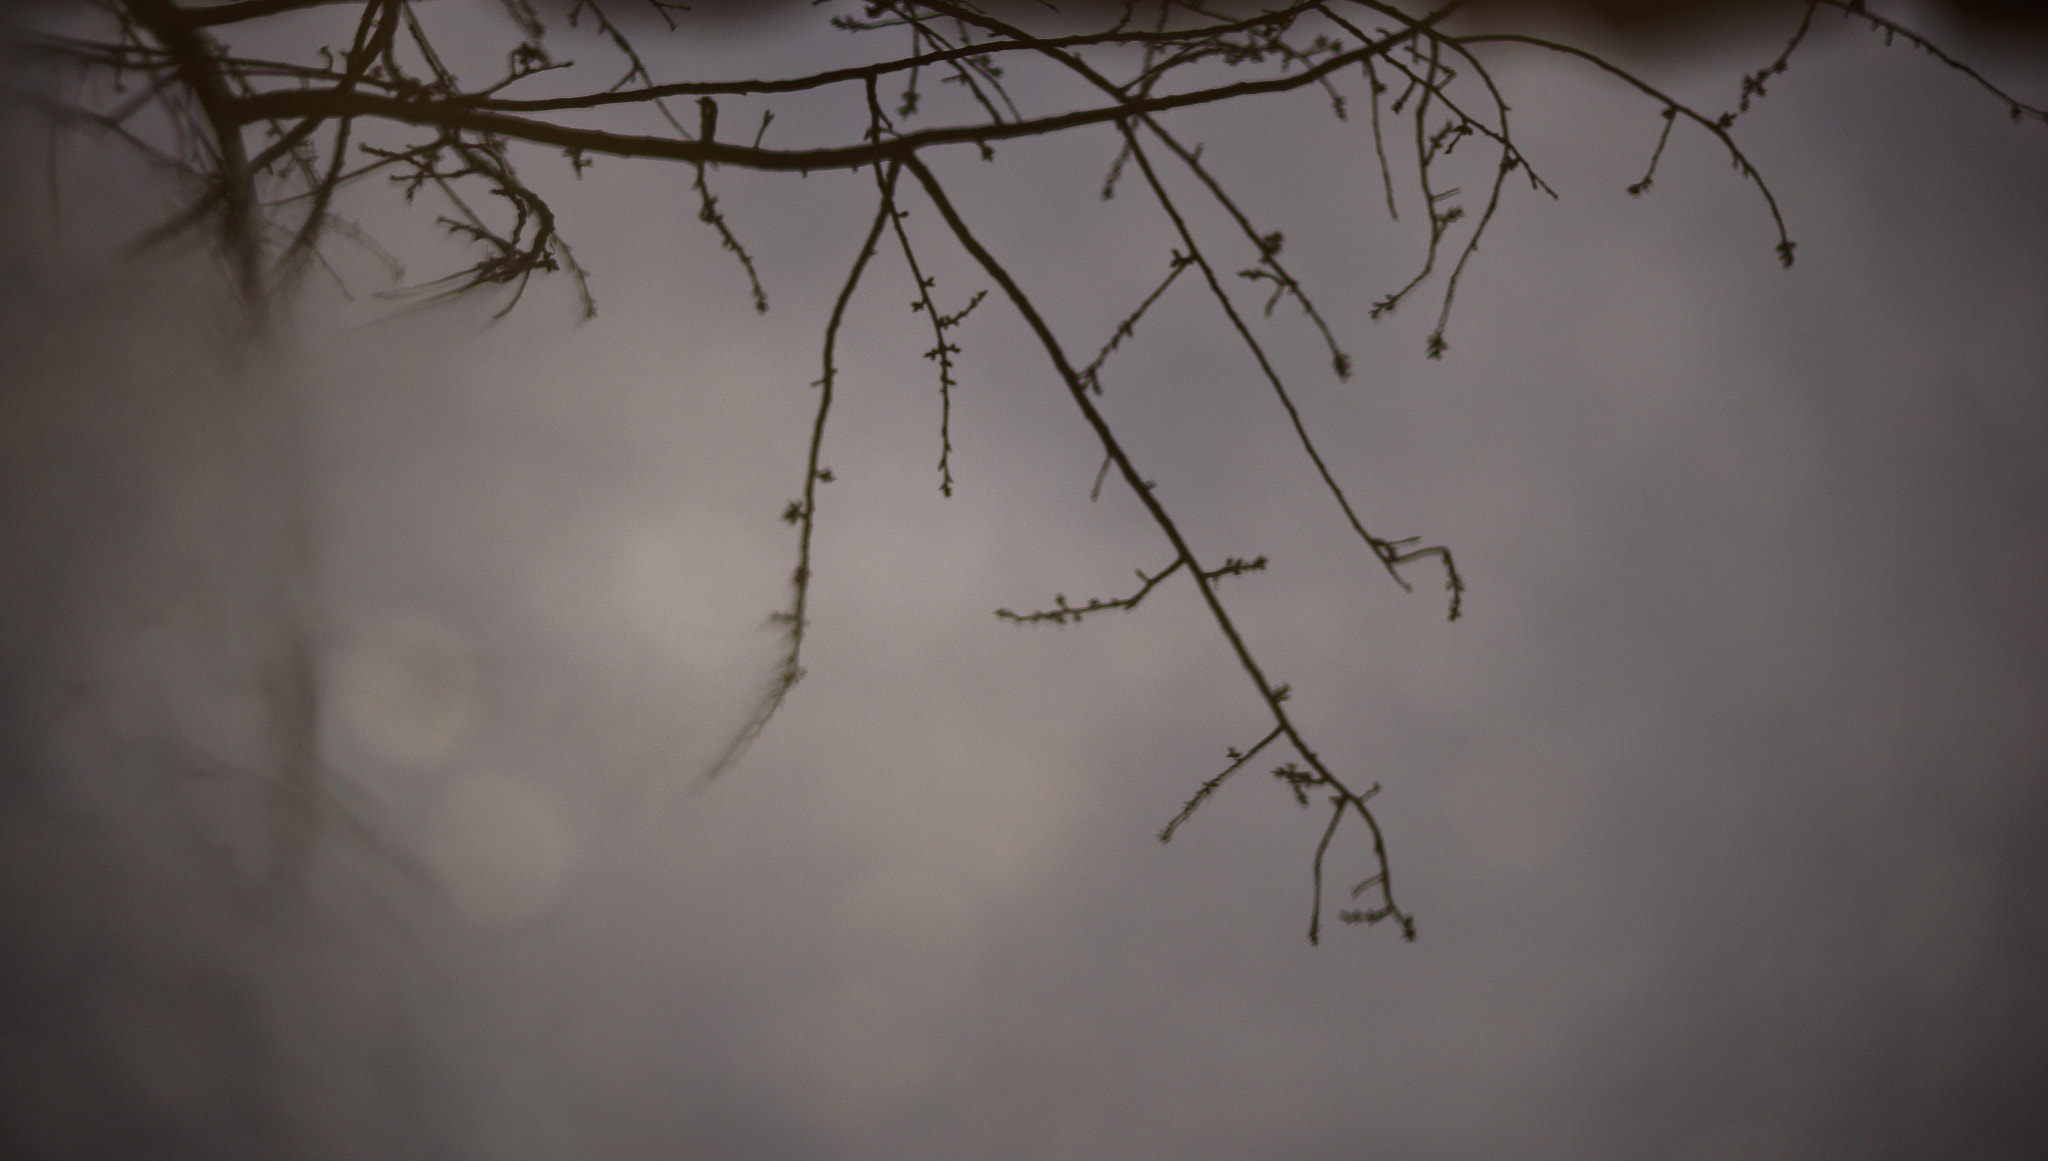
[{"left": 27, "top": 0, "right": 2040, "bottom": 943}]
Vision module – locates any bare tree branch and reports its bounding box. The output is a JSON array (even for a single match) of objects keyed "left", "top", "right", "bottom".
[{"left": 24, "top": 0, "right": 2040, "bottom": 943}]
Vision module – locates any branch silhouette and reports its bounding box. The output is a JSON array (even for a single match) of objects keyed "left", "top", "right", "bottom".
[{"left": 19, "top": 0, "right": 2042, "bottom": 942}]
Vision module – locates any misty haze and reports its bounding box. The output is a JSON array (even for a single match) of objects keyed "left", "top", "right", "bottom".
[{"left": 2, "top": 3, "right": 2046, "bottom": 1159}]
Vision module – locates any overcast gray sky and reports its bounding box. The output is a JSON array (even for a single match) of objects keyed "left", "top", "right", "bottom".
[{"left": 3, "top": 3, "right": 2046, "bottom": 1159}]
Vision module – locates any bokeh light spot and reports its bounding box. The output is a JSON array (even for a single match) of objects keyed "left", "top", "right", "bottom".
[{"left": 333, "top": 610, "right": 479, "bottom": 767}]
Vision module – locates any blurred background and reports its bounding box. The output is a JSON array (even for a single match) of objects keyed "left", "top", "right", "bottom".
[{"left": 2, "top": 3, "right": 2045, "bottom": 1158}]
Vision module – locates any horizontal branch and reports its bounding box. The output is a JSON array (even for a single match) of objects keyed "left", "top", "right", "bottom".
[
  {"left": 221, "top": 19, "right": 1437, "bottom": 172},
  {"left": 476, "top": 1, "right": 1338, "bottom": 111},
  {"left": 180, "top": 0, "right": 362, "bottom": 27},
  {"left": 995, "top": 555, "right": 1264, "bottom": 625}
]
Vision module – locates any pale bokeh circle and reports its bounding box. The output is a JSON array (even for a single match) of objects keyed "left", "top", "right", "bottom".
[
  {"left": 1438, "top": 723, "right": 1593, "bottom": 872},
  {"left": 421, "top": 773, "right": 577, "bottom": 927},
  {"left": 333, "top": 610, "right": 479, "bottom": 767}
]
